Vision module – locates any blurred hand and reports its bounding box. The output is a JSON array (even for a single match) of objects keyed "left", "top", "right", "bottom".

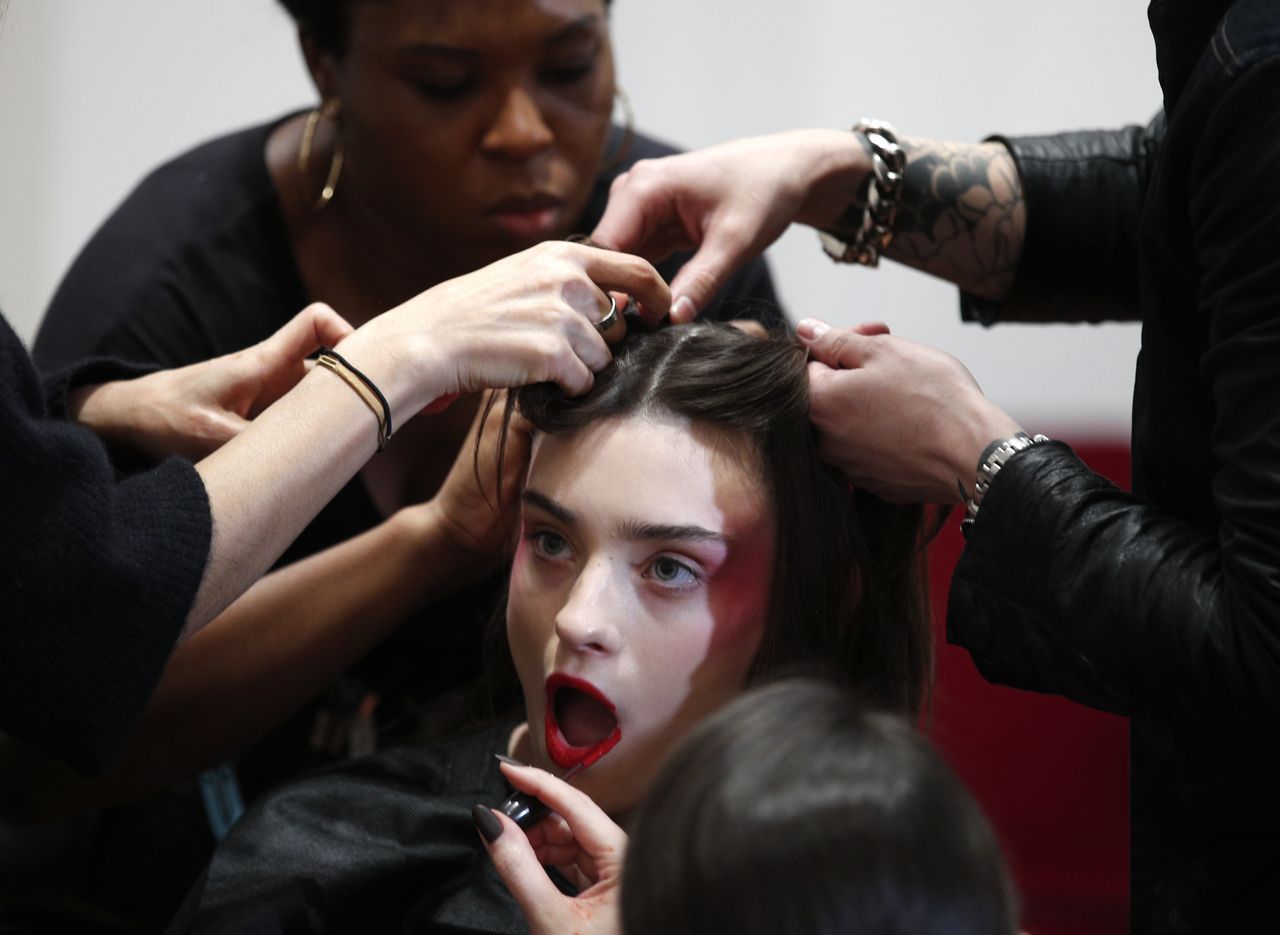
[
  {"left": 477, "top": 761, "right": 627, "bottom": 935},
  {"left": 592, "top": 130, "right": 868, "bottom": 322},
  {"left": 71, "top": 302, "right": 352, "bottom": 461},
  {"left": 799, "top": 317, "right": 1022, "bottom": 503},
  {"left": 341, "top": 241, "right": 671, "bottom": 421}
]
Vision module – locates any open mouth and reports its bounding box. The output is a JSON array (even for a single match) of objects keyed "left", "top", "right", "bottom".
[{"left": 544, "top": 674, "right": 621, "bottom": 770}]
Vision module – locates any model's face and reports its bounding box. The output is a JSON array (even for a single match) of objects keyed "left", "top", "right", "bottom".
[
  {"left": 323, "top": 0, "right": 614, "bottom": 272},
  {"left": 507, "top": 415, "right": 775, "bottom": 816}
]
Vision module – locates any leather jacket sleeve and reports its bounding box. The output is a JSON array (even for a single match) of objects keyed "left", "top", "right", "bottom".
[
  {"left": 948, "top": 443, "right": 1234, "bottom": 721},
  {"left": 948, "top": 59, "right": 1280, "bottom": 727},
  {"left": 961, "top": 120, "right": 1162, "bottom": 326}
]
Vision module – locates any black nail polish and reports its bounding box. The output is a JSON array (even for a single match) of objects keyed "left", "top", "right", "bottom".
[{"left": 472, "top": 803, "right": 504, "bottom": 843}]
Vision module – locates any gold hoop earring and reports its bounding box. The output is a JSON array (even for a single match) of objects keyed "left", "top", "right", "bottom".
[
  {"left": 298, "top": 99, "right": 344, "bottom": 212},
  {"left": 600, "top": 86, "right": 635, "bottom": 175}
]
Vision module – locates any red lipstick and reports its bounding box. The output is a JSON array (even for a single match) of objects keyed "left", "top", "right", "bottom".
[{"left": 544, "top": 673, "right": 621, "bottom": 771}]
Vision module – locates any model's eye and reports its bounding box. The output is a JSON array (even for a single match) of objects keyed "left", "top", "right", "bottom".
[
  {"left": 647, "top": 556, "right": 700, "bottom": 589},
  {"left": 531, "top": 530, "right": 571, "bottom": 560}
]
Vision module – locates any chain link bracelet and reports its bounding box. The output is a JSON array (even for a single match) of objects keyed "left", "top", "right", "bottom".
[{"left": 818, "top": 119, "right": 906, "bottom": 267}]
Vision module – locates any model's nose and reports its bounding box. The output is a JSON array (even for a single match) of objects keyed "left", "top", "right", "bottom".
[{"left": 553, "top": 558, "right": 620, "bottom": 655}]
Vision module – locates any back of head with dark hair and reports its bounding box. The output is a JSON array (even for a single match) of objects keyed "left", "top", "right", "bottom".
[
  {"left": 513, "top": 322, "right": 932, "bottom": 715},
  {"left": 621, "top": 678, "right": 1020, "bottom": 935}
]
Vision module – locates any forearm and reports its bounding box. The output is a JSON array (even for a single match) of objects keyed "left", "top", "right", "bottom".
[
  {"left": 144, "top": 502, "right": 488, "bottom": 769},
  {"left": 950, "top": 445, "right": 1280, "bottom": 726},
  {"left": 882, "top": 139, "right": 1025, "bottom": 301},
  {"left": 795, "top": 131, "right": 1025, "bottom": 301},
  {"left": 187, "top": 364, "right": 390, "bottom": 634}
]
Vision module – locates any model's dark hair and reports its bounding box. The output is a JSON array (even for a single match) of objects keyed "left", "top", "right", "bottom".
[
  {"left": 277, "top": 0, "right": 614, "bottom": 57},
  {"left": 512, "top": 322, "right": 931, "bottom": 715},
  {"left": 622, "top": 678, "right": 1019, "bottom": 935}
]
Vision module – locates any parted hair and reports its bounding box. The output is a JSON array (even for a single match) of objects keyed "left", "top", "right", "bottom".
[
  {"left": 622, "top": 678, "right": 1020, "bottom": 935},
  {"left": 511, "top": 322, "right": 932, "bottom": 715}
]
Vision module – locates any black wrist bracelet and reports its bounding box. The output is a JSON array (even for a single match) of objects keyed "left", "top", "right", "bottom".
[{"left": 316, "top": 347, "right": 393, "bottom": 451}]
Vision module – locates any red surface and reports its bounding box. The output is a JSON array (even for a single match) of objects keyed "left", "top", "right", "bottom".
[{"left": 923, "top": 440, "right": 1131, "bottom": 935}]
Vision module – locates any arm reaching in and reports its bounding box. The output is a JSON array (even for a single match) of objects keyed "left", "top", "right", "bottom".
[
  {"left": 1, "top": 241, "right": 667, "bottom": 775},
  {"left": 799, "top": 317, "right": 1021, "bottom": 504},
  {"left": 186, "top": 241, "right": 669, "bottom": 636},
  {"left": 0, "top": 394, "right": 532, "bottom": 819},
  {"left": 592, "top": 129, "right": 1024, "bottom": 320}
]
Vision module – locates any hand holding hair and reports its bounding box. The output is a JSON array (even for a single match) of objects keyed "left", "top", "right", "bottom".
[
  {"left": 334, "top": 241, "right": 670, "bottom": 419},
  {"left": 798, "top": 317, "right": 1022, "bottom": 504},
  {"left": 477, "top": 760, "right": 626, "bottom": 935},
  {"left": 592, "top": 130, "right": 871, "bottom": 322},
  {"left": 183, "top": 244, "right": 666, "bottom": 636},
  {"left": 69, "top": 302, "right": 353, "bottom": 461}
]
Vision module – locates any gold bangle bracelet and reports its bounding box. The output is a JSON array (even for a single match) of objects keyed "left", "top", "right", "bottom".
[{"left": 315, "top": 349, "right": 393, "bottom": 451}]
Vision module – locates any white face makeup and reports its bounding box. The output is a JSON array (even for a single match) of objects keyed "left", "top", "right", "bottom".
[{"left": 506, "top": 415, "right": 776, "bottom": 816}]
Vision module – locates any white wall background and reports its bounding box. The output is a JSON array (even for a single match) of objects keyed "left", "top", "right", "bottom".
[{"left": 0, "top": 1, "right": 1158, "bottom": 438}]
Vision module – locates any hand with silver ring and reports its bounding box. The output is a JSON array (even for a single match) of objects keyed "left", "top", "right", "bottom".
[{"left": 593, "top": 293, "right": 627, "bottom": 343}]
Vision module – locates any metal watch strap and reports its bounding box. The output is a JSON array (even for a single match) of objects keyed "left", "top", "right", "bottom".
[
  {"left": 819, "top": 119, "right": 906, "bottom": 267},
  {"left": 961, "top": 432, "right": 1050, "bottom": 530}
]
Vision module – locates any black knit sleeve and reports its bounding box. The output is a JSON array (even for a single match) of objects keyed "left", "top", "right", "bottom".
[{"left": 0, "top": 315, "right": 211, "bottom": 775}]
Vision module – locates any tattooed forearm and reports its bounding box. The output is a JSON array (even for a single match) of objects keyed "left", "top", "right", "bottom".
[{"left": 882, "top": 140, "right": 1025, "bottom": 301}]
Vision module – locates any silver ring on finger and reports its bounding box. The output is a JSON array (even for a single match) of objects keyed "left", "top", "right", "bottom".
[{"left": 593, "top": 294, "right": 618, "bottom": 334}]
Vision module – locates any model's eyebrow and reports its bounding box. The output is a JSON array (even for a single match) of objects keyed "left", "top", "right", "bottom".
[
  {"left": 398, "top": 15, "right": 601, "bottom": 58},
  {"left": 522, "top": 490, "right": 576, "bottom": 527},
  {"left": 522, "top": 490, "right": 727, "bottom": 544},
  {"left": 618, "top": 519, "right": 728, "bottom": 545}
]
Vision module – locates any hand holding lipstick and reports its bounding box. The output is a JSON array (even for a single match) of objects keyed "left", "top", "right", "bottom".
[{"left": 475, "top": 760, "right": 626, "bottom": 935}]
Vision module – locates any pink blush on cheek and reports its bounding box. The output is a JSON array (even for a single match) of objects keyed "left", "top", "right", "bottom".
[{"left": 707, "top": 551, "right": 772, "bottom": 656}]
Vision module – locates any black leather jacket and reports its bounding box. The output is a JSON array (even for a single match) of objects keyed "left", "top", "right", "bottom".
[{"left": 947, "top": 1, "right": 1280, "bottom": 931}]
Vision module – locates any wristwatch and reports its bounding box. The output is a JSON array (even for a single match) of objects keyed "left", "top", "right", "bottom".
[{"left": 961, "top": 432, "right": 1050, "bottom": 531}]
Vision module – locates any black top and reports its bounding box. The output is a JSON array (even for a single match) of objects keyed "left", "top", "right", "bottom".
[
  {"left": 168, "top": 721, "right": 555, "bottom": 935},
  {"left": 0, "top": 312, "right": 211, "bottom": 776},
  {"left": 947, "top": 0, "right": 1280, "bottom": 930}
]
